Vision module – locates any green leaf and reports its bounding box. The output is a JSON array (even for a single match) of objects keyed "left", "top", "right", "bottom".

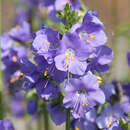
[
  {"left": 97, "top": 102, "right": 110, "bottom": 115},
  {"left": 119, "top": 118, "right": 130, "bottom": 130}
]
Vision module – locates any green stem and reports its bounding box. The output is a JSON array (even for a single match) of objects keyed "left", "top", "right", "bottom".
[
  {"left": 0, "top": 92, "right": 4, "bottom": 120},
  {"left": 66, "top": 109, "right": 70, "bottom": 130},
  {"left": 37, "top": 114, "right": 42, "bottom": 130},
  {"left": 43, "top": 102, "right": 49, "bottom": 130},
  {"left": 0, "top": 60, "right": 4, "bottom": 120}
]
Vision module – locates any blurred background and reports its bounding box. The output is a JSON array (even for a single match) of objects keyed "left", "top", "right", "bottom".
[{"left": 1, "top": 0, "right": 130, "bottom": 129}]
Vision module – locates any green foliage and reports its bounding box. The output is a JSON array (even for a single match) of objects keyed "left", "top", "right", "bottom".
[
  {"left": 56, "top": 3, "right": 79, "bottom": 33},
  {"left": 25, "top": 89, "right": 37, "bottom": 99},
  {"left": 120, "top": 118, "right": 130, "bottom": 130},
  {"left": 116, "top": 23, "right": 130, "bottom": 42},
  {"left": 0, "top": 92, "right": 4, "bottom": 120},
  {"left": 97, "top": 102, "right": 110, "bottom": 116}
]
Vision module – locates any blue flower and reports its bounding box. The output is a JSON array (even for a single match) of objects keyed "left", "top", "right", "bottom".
[
  {"left": 34, "top": 55, "right": 67, "bottom": 82},
  {"left": 101, "top": 82, "right": 116, "bottom": 101},
  {"left": 127, "top": 50, "right": 130, "bottom": 66},
  {"left": 36, "top": 81, "right": 59, "bottom": 100},
  {"left": 63, "top": 72, "right": 105, "bottom": 118},
  {"left": 82, "top": 10, "right": 104, "bottom": 33},
  {"left": 74, "top": 108, "right": 98, "bottom": 130},
  {"left": 42, "top": 0, "right": 56, "bottom": 7},
  {"left": 122, "top": 83, "right": 130, "bottom": 98},
  {"left": 55, "top": 0, "right": 80, "bottom": 11},
  {"left": 118, "top": 96, "right": 130, "bottom": 114},
  {"left": 10, "top": 92, "right": 24, "bottom": 117},
  {"left": 32, "top": 26, "right": 60, "bottom": 64},
  {"left": 71, "top": 10, "right": 107, "bottom": 48},
  {"left": 1, "top": 33, "right": 13, "bottom": 51},
  {"left": 21, "top": 55, "right": 64, "bottom": 100},
  {"left": 27, "top": 100, "right": 38, "bottom": 115},
  {"left": 96, "top": 104, "right": 124, "bottom": 130},
  {"left": 54, "top": 33, "right": 92, "bottom": 75},
  {"left": 15, "top": 7, "right": 31, "bottom": 24},
  {"left": 1, "top": 38, "right": 27, "bottom": 86},
  {"left": 9, "top": 21, "right": 31, "bottom": 43},
  {"left": 46, "top": 103, "right": 66, "bottom": 125},
  {"left": 0, "top": 120, "right": 15, "bottom": 130},
  {"left": 86, "top": 45, "right": 113, "bottom": 74},
  {"left": 20, "top": 58, "right": 41, "bottom": 92}
]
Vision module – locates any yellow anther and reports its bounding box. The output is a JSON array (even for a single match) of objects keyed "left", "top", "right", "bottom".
[
  {"left": 66, "top": 61, "right": 70, "bottom": 66},
  {"left": 20, "top": 77, "right": 24, "bottom": 81},
  {"left": 72, "top": 57, "right": 74, "bottom": 61},
  {"left": 90, "top": 34, "right": 94, "bottom": 39},
  {"left": 65, "top": 54, "right": 70, "bottom": 59},
  {"left": 20, "top": 73, "right": 24, "bottom": 76},
  {"left": 84, "top": 110, "right": 86, "bottom": 112},
  {"left": 82, "top": 104, "right": 84, "bottom": 106},
  {"left": 15, "top": 25, "right": 20, "bottom": 29},
  {"left": 45, "top": 42, "right": 50, "bottom": 46},
  {"left": 107, "top": 122, "right": 111, "bottom": 128},
  {"left": 97, "top": 76, "right": 102, "bottom": 85},
  {"left": 97, "top": 76, "right": 102, "bottom": 81},
  {"left": 16, "top": 76, "right": 19, "bottom": 80},
  {"left": 45, "top": 68, "right": 49, "bottom": 70},
  {"left": 86, "top": 104, "right": 88, "bottom": 106},
  {"left": 75, "top": 128, "right": 79, "bottom": 130},
  {"left": 86, "top": 40, "right": 90, "bottom": 43},
  {"left": 66, "top": 60, "right": 70, "bottom": 66},
  {"left": 44, "top": 71, "right": 48, "bottom": 76},
  {"left": 10, "top": 77, "right": 15, "bottom": 83},
  {"left": 51, "top": 73, "right": 54, "bottom": 77},
  {"left": 12, "top": 56, "right": 17, "bottom": 62},
  {"left": 47, "top": 75, "right": 50, "bottom": 78},
  {"left": 98, "top": 80, "right": 102, "bottom": 85}
]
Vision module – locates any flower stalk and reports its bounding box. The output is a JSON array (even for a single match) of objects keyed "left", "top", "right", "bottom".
[
  {"left": 66, "top": 109, "right": 70, "bottom": 130},
  {"left": 43, "top": 102, "right": 50, "bottom": 130},
  {"left": 0, "top": 70, "right": 4, "bottom": 120}
]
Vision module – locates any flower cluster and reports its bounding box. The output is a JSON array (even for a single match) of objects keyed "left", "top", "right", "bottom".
[
  {"left": 1, "top": 0, "right": 130, "bottom": 130},
  {"left": 20, "top": 4, "right": 113, "bottom": 122}
]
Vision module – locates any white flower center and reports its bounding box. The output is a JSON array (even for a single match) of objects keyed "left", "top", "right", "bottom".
[{"left": 65, "top": 48, "right": 75, "bottom": 66}]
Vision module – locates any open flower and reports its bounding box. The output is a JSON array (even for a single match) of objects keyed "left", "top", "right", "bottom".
[
  {"left": 9, "top": 21, "right": 31, "bottom": 43},
  {"left": 1, "top": 39, "right": 27, "bottom": 86},
  {"left": 96, "top": 104, "right": 124, "bottom": 130},
  {"left": 101, "top": 82, "right": 116, "bottom": 101},
  {"left": 0, "top": 120, "right": 15, "bottom": 130},
  {"left": 32, "top": 26, "right": 60, "bottom": 64},
  {"left": 55, "top": 0, "right": 80, "bottom": 11},
  {"left": 82, "top": 10, "right": 104, "bottom": 33},
  {"left": 54, "top": 33, "right": 92, "bottom": 75},
  {"left": 1, "top": 33, "right": 13, "bottom": 51},
  {"left": 21, "top": 55, "right": 65, "bottom": 99},
  {"left": 86, "top": 45, "right": 113, "bottom": 74},
  {"left": 34, "top": 55, "right": 67, "bottom": 82},
  {"left": 71, "top": 10, "right": 107, "bottom": 48},
  {"left": 63, "top": 72, "right": 105, "bottom": 118},
  {"left": 74, "top": 108, "right": 98, "bottom": 130}
]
